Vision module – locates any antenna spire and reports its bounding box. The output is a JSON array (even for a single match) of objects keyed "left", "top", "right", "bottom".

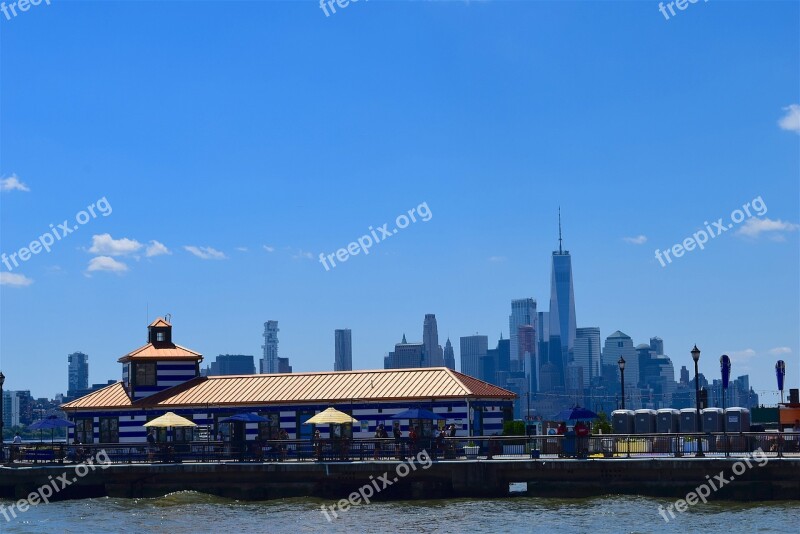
[{"left": 558, "top": 207, "right": 563, "bottom": 254}]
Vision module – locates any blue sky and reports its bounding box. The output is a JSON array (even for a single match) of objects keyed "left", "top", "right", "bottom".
[{"left": 0, "top": 0, "right": 798, "bottom": 400}]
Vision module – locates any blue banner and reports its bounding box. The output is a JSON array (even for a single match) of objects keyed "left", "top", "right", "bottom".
[{"left": 776, "top": 360, "right": 786, "bottom": 391}]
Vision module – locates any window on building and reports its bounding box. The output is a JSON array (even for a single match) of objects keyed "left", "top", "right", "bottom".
[
  {"left": 134, "top": 363, "right": 157, "bottom": 386},
  {"left": 297, "top": 410, "right": 315, "bottom": 440},
  {"left": 156, "top": 332, "right": 165, "bottom": 342},
  {"left": 174, "top": 416, "right": 194, "bottom": 443},
  {"left": 99, "top": 417, "right": 119, "bottom": 443},
  {"left": 75, "top": 418, "right": 93, "bottom": 444},
  {"left": 258, "top": 412, "right": 281, "bottom": 440}
]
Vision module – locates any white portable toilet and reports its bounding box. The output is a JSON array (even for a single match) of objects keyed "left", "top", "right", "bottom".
[
  {"left": 656, "top": 409, "right": 680, "bottom": 433},
  {"left": 634, "top": 409, "right": 657, "bottom": 434},
  {"left": 611, "top": 410, "right": 634, "bottom": 434},
  {"left": 680, "top": 408, "right": 702, "bottom": 433}
]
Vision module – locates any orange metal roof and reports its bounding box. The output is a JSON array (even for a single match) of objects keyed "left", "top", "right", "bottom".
[
  {"left": 62, "top": 368, "right": 515, "bottom": 411},
  {"left": 61, "top": 382, "right": 133, "bottom": 410},
  {"left": 149, "top": 318, "right": 171, "bottom": 327},
  {"left": 118, "top": 343, "right": 203, "bottom": 363},
  {"left": 144, "top": 367, "right": 515, "bottom": 408}
]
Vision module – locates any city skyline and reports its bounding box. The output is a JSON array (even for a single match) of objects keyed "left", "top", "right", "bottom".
[{"left": 1, "top": 1, "right": 798, "bottom": 400}]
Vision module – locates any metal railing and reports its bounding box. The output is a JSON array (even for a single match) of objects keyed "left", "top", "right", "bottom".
[{"left": 2, "top": 432, "right": 798, "bottom": 466}]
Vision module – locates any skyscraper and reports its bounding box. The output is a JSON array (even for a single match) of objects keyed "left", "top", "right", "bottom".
[
  {"left": 206, "top": 354, "right": 256, "bottom": 376},
  {"left": 549, "top": 209, "right": 577, "bottom": 385},
  {"left": 384, "top": 334, "right": 425, "bottom": 369},
  {"left": 602, "top": 330, "right": 638, "bottom": 405},
  {"left": 518, "top": 324, "right": 536, "bottom": 392},
  {"left": 650, "top": 337, "right": 664, "bottom": 356},
  {"left": 443, "top": 338, "right": 456, "bottom": 370},
  {"left": 260, "top": 321, "right": 279, "bottom": 374},
  {"left": 509, "top": 298, "right": 537, "bottom": 370},
  {"left": 574, "top": 327, "right": 601, "bottom": 388},
  {"left": 67, "top": 352, "right": 89, "bottom": 398},
  {"left": 422, "top": 314, "right": 444, "bottom": 367},
  {"left": 460, "top": 335, "right": 488, "bottom": 378},
  {"left": 334, "top": 329, "right": 353, "bottom": 371}
]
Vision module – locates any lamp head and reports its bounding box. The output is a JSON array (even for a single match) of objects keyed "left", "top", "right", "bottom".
[
  {"left": 691, "top": 345, "right": 700, "bottom": 363},
  {"left": 618, "top": 356, "right": 626, "bottom": 371}
]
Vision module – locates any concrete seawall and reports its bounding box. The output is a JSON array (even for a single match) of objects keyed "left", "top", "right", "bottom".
[{"left": 2, "top": 458, "right": 799, "bottom": 502}]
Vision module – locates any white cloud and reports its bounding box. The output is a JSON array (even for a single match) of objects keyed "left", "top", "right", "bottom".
[
  {"left": 263, "top": 245, "right": 275, "bottom": 253},
  {"left": 0, "top": 272, "right": 33, "bottom": 286},
  {"left": 0, "top": 174, "right": 30, "bottom": 192},
  {"left": 291, "top": 249, "right": 314, "bottom": 260},
  {"left": 623, "top": 235, "right": 648, "bottom": 245},
  {"left": 769, "top": 347, "right": 792, "bottom": 356},
  {"left": 145, "top": 240, "right": 170, "bottom": 257},
  {"left": 778, "top": 104, "right": 800, "bottom": 133},
  {"left": 735, "top": 217, "right": 799, "bottom": 239},
  {"left": 184, "top": 246, "right": 226, "bottom": 260},
  {"left": 726, "top": 349, "right": 756, "bottom": 363},
  {"left": 86, "top": 256, "right": 128, "bottom": 274},
  {"left": 89, "top": 234, "right": 143, "bottom": 256},
  {"left": 488, "top": 256, "right": 507, "bottom": 262},
  {"left": 235, "top": 247, "right": 249, "bottom": 252}
]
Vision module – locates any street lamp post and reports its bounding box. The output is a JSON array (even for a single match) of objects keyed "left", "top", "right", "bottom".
[
  {"left": 720, "top": 354, "right": 731, "bottom": 458},
  {"left": 526, "top": 391, "right": 531, "bottom": 436},
  {"left": 0, "top": 371, "right": 5, "bottom": 463},
  {"left": 618, "top": 357, "right": 626, "bottom": 410},
  {"left": 691, "top": 345, "right": 704, "bottom": 457}
]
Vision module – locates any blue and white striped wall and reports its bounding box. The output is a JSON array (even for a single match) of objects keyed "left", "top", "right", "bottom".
[
  {"left": 131, "top": 362, "right": 197, "bottom": 400},
  {"left": 68, "top": 399, "right": 512, "bottom": 443}
]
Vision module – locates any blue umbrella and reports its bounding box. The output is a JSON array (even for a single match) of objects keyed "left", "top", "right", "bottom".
[
  {"left": 218, "top": 413, "right": 269, "bottom": 423},
  {"left": 29, "top": 416, "right": 75, "bottom": 444},
  {"left": 553, "top": 406, "right": 599, "bottom": 421},
  {"left": 391, "top": 408, "right": 445, "bottom": 420}
]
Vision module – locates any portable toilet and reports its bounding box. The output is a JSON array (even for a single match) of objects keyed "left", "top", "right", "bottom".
[
  {"left": 634, "top": 409, "right": 657, "bottom": 434},
  {"left": 611, "top": 410, "right": 634, "bottom": 434},
  {"left": 656, "top": 409, "right": 680, "bottom": 433},
  {"left": 680, "top": 408, "right": 702, "bottom": 433},
  {"left": 725, "top": 408, "right": 750, "bottom": 432},
  {"left": 702, "top": 407, "right": 724, "bottom": 432}
]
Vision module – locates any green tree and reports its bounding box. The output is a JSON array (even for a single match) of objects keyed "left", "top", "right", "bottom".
[{"left": 593, "top": 412, "right": 612, "bottom": 434}]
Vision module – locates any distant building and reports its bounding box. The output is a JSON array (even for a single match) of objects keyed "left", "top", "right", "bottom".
[
  {"left": 68, "top": 352, "right": 89, "bottom": 398},
  {"left": 334, "top": 329, "right": 353, "bottom": 371},
  {"left": 549, "top": 211, "right": 577, "bottom": 388},
  {"left": 422, "top": 314, "right": 444, "bottom": 367},
  {"left": 260, "top": 321, "right": 279, "bottom": 374},
  {"left": 443, "top": 338, "right": 456, "bottom": 370},
  {"left": 460, "top": 335, "right": 488, "bottom": 378},
  {"left": 2, "top": 390, "right": 21, "bottom": 427},
  {"left": 384, "top": 334, "right": 425, "bottom": 369},
  {"left": 509, "top": 298, "right": 536, "bottom": 371},
  {"left": 205, "top": 355, "right": 256, "bottom": 376},
  {"left": 602, "top": 330, "right": 638, "bottom": 406},
  {"left": 277, "top": 357, "right": 293, "bottom": 374},
  {"left": 650, "top": 337, "right": 664, "bottom": 356},
  {"left": 679, "top": 365, "right": 690, "bottom": 386},
  {"left": 574, "top": 327, "right": 601, "bottom": 388}
]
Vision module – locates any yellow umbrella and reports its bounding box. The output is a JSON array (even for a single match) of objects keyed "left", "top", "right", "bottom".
[
  {"left": 304, "top": 407, "right": 358, "bottom": 425},
  {"left": 144, "top": 412, "right": 197, "bottom": 428}
]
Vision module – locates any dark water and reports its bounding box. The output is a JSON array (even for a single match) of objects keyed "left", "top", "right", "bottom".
[{"left": 1, "top": 491, "right": 796, "bottom": 533}]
